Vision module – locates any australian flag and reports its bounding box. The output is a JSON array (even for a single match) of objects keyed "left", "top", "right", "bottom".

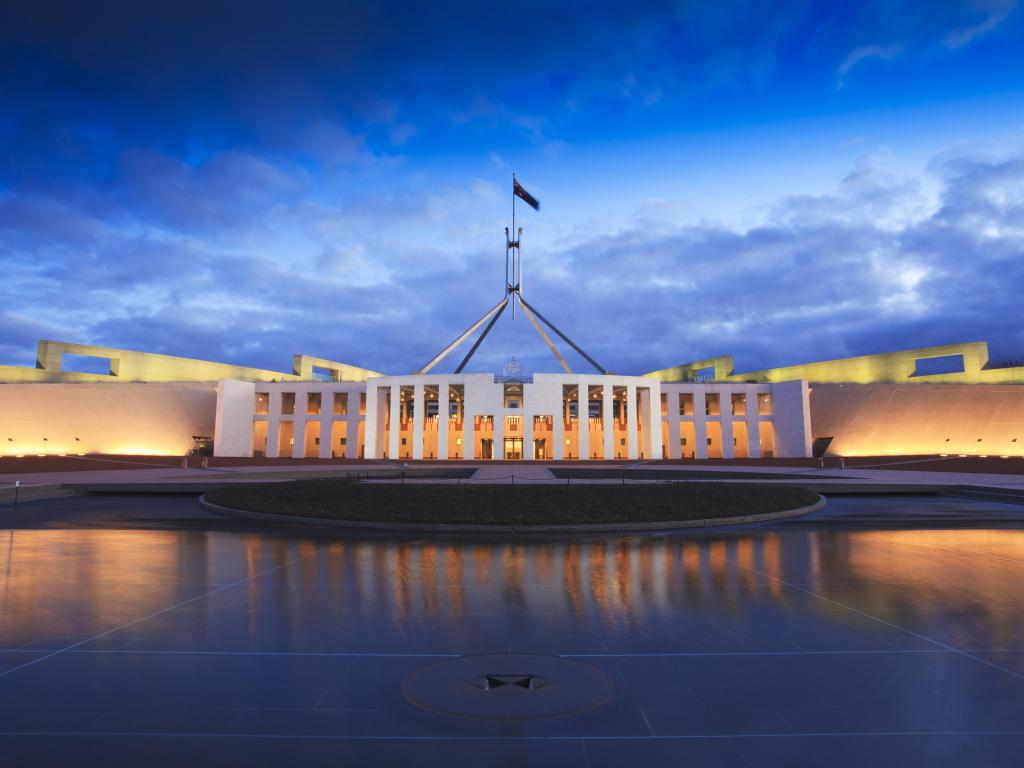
[{"left": 513, "top": 178, "right": 540, "bottom": 210}]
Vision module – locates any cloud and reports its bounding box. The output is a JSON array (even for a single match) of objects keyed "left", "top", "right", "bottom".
[
  {"left": 944, "top": 0, "right": 1017, "bottom": 47},
  {"left": 836, "top": 43, "right": 904, "bottom": 86}
]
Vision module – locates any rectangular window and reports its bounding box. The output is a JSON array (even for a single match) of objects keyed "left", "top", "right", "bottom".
[
  {"left": 914, "top": 354, "right": 965, "bottom": 376},
  {"left": 359, "top": 392, "right": 366, "bottom": 415},
  {"left": 758, "top": 392, "right": 772, "bottom": 416},
  {"left": 255, "top": 392, "right": 269, "bottom": 415},
  {"left": 620, "top": 438, "right": 626, "bottom": 446},
  {"left": 338, "top": 437, "right": 347, "bottom": 445},
  {"left": 281, "top": 392, "right": 296, "bottom": 416},
  {"left": 705, "top": 393, "right": 720, "bottom": 416},
  {"left": 333, "top": 392, "right": 348, "bottom": 415},
  {"left": 660, "top": 393, "right": 667, "bottom": 416},
  {"left": 307, "top": 392, "right": 321, "bottom": 415},
  {"left": 680, "top": 437, "right": 687, "bottom": 446},
  {"left": 731, "top": 393, "right": 746, "bottom": 416},
  {"left": 679, "top": 394, "right": 693, "bottom": 416},
  {"left": 401, "top": 437, "right": 407, "bottom": 446}
]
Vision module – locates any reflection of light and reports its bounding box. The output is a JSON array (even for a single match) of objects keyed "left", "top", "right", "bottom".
[{"left": 110, "top": 447, "right": 178, "bottom": 456}]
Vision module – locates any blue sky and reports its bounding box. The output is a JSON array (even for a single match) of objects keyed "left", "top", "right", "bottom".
[{"left": 2, "top": 0, "right": 1024, "bottom": 375}]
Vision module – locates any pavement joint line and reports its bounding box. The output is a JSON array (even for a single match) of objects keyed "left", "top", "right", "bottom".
[
  {"left": 1, "top": 730, "right": 1024, "bottom": 741},
  {"left": 0, "top": 551, "right": 318, "bottom": 682},
  {"left": 711, "top": 551, "right": 1024, "bottom": 684},
  {"left": 0, "top": 648, "right": 974, "bottom": 658}
]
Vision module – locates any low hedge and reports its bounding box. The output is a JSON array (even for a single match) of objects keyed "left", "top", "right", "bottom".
[{"left": 204, "top": 480, "right": 819, "bottom": 525}]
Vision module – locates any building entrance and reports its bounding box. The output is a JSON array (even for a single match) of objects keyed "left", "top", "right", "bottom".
[
  {"left": 533, "top": 438, "right": 546, "bottom": 460},
  {"left": 504, "top": 437, "right": 523, "bottom": 460},
  {"left": 480, "top": 438, "right": 493, "bottom": 460}
]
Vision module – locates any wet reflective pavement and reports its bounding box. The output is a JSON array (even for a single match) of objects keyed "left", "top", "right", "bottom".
[{"left": 2, "top": 494, "right": 1024, "bottom": 766}]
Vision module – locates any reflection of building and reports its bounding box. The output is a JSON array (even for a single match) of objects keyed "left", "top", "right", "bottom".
[{"left": 2, "top": 338, "right": 1023, "bottom": 459}]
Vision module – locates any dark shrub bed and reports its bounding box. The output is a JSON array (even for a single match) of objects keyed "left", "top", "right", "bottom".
[{"left": 204, "top": 480, "right": 819, "bottom": 525}]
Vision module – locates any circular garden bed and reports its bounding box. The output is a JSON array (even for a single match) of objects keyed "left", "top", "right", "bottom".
[{"left": 202, "top": 479, "right": 824, "bottom": 532}]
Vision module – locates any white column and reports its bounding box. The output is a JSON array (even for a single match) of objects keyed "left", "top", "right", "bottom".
[
  {"left": 437, "top": 381, "right": 449, "bottom": 461},
  {"left": 603, "top": 384, "right": 614, "bottom": 460},
  {"left": 493, "top": 414, "right": 504, "bottom": 460},
  {"left": 463, "top": 411, "right": 474, "bottom": 461},
  {"left": 694, "top": 390, "right": 708, "bottom": 459},
  {"left": 319, "top": 408, "right": 332, "bottom": 459},
  {"left": 266, "top": 388, "right": 281, "bottom": 458},
  {"left": 553, "top": 411, "right": 564, "bottom": 460},
  {"left": 646, "top": 386, "right": 663, "bottom": 460},
  {"left": 412, "top": 383, "right": 424, "bottom": 460},
  {"left": 523, "top": 413, "right": 534, "bottom": 460},
  {"left": 747, "top": 416, "right": 761, "bottom": 458},
  {"left": 578, "top": 384, "right": 590, "bottom": 461},
  {"left": 364, "top": 385, "right": 378, "bottom": 459},
  {"left": 721, "top": 416, "right": 734, "bottom": 459},
  {"left": 638, "top": 387, "right": 651, "bottom": 459},
  {"left": 667, "top": 391, "right": 681, "bottom": 460},
  {"left": 347, "top": 389, "right": 361, "bottom": 459},
  {"left": 388, "top": 384, "right": 401, "bottom": 460},
  {"left": 292, "top": 415, "right": 306, "bottom": 458},
  {"left": 626, "top": 383, "right": 638, "bottom": 460}
]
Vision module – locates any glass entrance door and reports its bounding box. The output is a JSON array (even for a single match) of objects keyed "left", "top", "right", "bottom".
[
  {"left": 504, "top": 437, "right": 523, "bottom": 460},
  {"left": 533, "top": 439, "right": 546, "bottom": 460}
]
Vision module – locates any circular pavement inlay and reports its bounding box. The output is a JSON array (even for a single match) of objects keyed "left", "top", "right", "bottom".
[{"left": 401, "top": 653, "right": 616, "bottom": 721}]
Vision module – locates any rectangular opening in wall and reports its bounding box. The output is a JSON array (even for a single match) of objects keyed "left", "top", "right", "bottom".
[
  {"left": 706, "top": 421, "right": 723, "bottom": 458},
  {"left": 311, "top": 365, "right": 334, "bottom": 382},
  {"left": 588, "top": 386, "right": 602, "bottom": 419},
  {"left": 757, "top": 392, "right": 772, "bottom": 415},
  {"left": 705, "top": 393, "right": 721, "bottom": 416},
  {"left": 660, "top": 393, "right": 668, "bottom": 416},
  {"left": 331, "top": 421, "right": 348, "bottom": 458},
  {"left": 694, "top": 365, "right": 716, "bottom": 382},
  {"left": 333, "top": 392, "right": 348, "bottom": 415},
  {"left": 255, "top": 392, "right": 270, "bottom": 415},
  {"left": 359, "top": 392, "right": 366, "bottom": 415},
  {"left": 679, "top": 422, "right": 696, "bottom": 458},
  {"left": 562, "top": 384, "right": 578, "bottom": 422},
  {"left": 759, "top": 421, "right": 775, "bottom": 458},
  {"left": 278, "top": 421, "right": 294, "bottom": 457},
  {"left": 307, "top": 392, "right": 322, "bottom": 415},
  {"left": 281, "top": 392, "right": 296, "bottom": 416},
  {"left": 679, "top": 393, "right": 693, "bottom": 416},
  {"left": 304, "top": 421, "right": 320, "bottom": 458},
  {"left": 913, "top": 354, "right": 965, "bottom": 377},
  {"left": 504, "top": 383, "right": 523, "bottom": 409},
  {"left": 733, "top": 421, "right": 749, "bottom": 458},
  {"left": 62, "top": 353, "right": 113, "bottom": 376},
  {"left": 731, "top": 393, "right": 746, "bottom": 416},
  {"left": 252, "top": 420, "right": 268, "bottom": 457}
]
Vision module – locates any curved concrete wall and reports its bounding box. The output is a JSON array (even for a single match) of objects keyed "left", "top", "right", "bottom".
[{"left": 810, "top": 383, "right": 1024, "bottom": 457}]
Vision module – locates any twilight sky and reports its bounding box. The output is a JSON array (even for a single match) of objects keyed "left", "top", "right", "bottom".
[{"left": 2, "top": 1, "right": 1024, "bottom": 376}]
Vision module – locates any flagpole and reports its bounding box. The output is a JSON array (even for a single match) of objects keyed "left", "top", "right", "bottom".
[{"left": 511, "top": 173, "right": 517, "bottom": 318}]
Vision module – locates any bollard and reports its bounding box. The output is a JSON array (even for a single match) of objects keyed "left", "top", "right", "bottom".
[{"left": 14, "top": 480, "right": 19, "bottom": 507}]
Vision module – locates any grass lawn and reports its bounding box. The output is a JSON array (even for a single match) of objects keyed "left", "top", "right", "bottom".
[{"left": 204, "top": 480, "right": 819, "bottom": 525}]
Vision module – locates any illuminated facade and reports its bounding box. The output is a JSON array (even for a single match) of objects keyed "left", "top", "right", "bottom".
[{"left": 1, "top": 339, "right": 1023, "bottom": 459}]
